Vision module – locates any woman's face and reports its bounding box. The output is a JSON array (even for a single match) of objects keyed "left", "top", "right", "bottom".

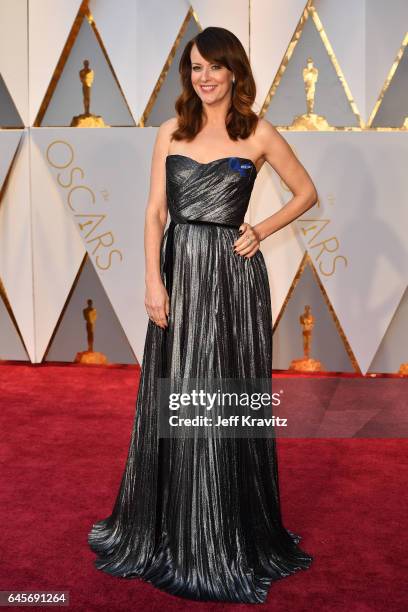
[{"left": 190, "top": 44, "right": 233, "bottom": 104}]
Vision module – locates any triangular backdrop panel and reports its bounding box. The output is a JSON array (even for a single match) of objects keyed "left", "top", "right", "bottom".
[
  {"left": 272, "top": 262, "right": 354, "bottom": 372},
  {"left": 28, "top": 0, "right": 84, "bottom": 125},
  {"left": 280, "top": 131, "right": 408, "bottom": 373},
  {"left": 264, "top": 8, "right": 358, "bottom": 128},
  {"left": 89, "top": 0, "right": 191, "bottom": 123},
  {"left": 191, "top": 0, "right": 249, "bottom": 49},
  {"left": 368, "top": 287, "right": 408, "bottom": 374},
  {"left": 314, "top": 0, "right": 365, "bottom": 121},
  {"left": 40, "top": 12, "right": 135, "bottom": 127},
  {"left": 0, "top": 131, "right": 22, "bottom": 190},
  {"left": 0, "top": 0, "right": 28, "bottom": 125},
  {"left": 250, "top": 0, "right": 308, "bottom": 112},
  {"left": 370, "top": 37, "right": 408, "bottom": 128},
  {"left": 30, "top": 129, "right": 87, "bottom": 362},
  {"left": 366, "top": 0, "right": 408, "bottom": 126},
  {"left": 0, "top": 281, "right": 29, "bottom": 361},
  {"left": 0, "top": 75, "right": 24, "bottom": 128},
  {"left": 44, "top": 256, "right": 137, "bottom": 364},
  {"left": 145, "top": 14, "right": 200, "bottom": 127},
  {"left": 31, "top": 126, "right": 157, "bottom": 363},
  {"left": 0, "top": 130, "right": 35, "bottom": 360},
  {"left": 0, "top": 130, "right": 28, "bottom": 360}
]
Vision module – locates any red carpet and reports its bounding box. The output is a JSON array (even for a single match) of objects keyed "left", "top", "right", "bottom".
[{"left": 0, "top": 362, "right": 406, "bottom": 611}]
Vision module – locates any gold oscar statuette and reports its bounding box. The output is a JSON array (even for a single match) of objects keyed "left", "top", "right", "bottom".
[
  {"left": 74, "top": 298, "right": 108, "bottom": 364},
  {"left": 289, "top": 305, "right": 325, "bottom": 372},
  {"left": 71, "top": 59, "right": 109, "bottom": 127},
  {"left": 290, "top": 58, "right": 331, "bottom": 131},
  {"left": 398, "top": 362, "right": 408, "bottom": 376}
]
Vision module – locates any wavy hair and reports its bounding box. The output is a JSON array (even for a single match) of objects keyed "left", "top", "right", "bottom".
[{"left": 171, "top": 26, "right": 259, "bottom": 142}]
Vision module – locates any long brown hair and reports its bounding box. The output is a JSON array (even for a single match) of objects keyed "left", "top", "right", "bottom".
[{"left": 171, "top": 26, "right": 258, "bottom": 142}]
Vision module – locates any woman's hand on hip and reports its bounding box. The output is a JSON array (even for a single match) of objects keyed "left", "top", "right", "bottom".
[{"left": 233, "top": 223, "right": 261, "bottom": 258}]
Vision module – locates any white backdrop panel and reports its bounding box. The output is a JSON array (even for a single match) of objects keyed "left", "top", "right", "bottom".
[
  {"left": 369, "top": 287, "right": 408, "bottom": 373},
  {"left": 0, "top": 0, "right": 406, "bottom": 369},
  {"left": 0, "top": 130, "right": 35, "bottom": 359},
  {"left": 28, "top": 0, "right": 83, "bottom": 125},
  {"left": 365, "top": 0, "right": 408, "bottom": 124},
  {"left": 30, "top": 128, "right": 86, "bottom": 361},
  {"left": 90, "top": 0, "right": 191, "bottom": 124},
  {"left": 31, "top": 126, "right": 157, "bottom": 362},
  {"left": 250, "top": 0, "right": 308, "bottom": 111},
  {"left": 191, "top": 0, "right": 249, "bottom": 51},
  {"left": 0, "top": 131, "right": 22, "bottom": 189},
  {"left": 280, "top": 131, "right": 408, "bottom": 373},
  {"left": 314, "top": 0, "right": 365, "bottom": 121},
  {"left": 0, "top": 0, "right": 28, "bottom": 125}
]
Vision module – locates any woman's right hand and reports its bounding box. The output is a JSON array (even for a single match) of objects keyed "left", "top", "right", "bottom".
[{"left": 145, "top": 277, "right": 169, "bottom": 329}]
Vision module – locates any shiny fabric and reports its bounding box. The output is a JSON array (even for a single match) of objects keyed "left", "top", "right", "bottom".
[{"left": 88, "top": 154, "right": 313, "bottom": 603}]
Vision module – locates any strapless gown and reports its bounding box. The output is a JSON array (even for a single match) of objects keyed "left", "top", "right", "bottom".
[{"left": 88, "top": 154, "right": 313, "bottom": 603}]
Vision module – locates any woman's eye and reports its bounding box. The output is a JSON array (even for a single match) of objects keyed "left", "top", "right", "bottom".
[{"left": 192, "top": 65, "right": 221, "bottom": 71}]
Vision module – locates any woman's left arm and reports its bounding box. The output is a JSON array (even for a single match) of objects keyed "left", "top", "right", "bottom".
[
  {"left": 234, "top": 119, "right": 318, "bottom": 257},
  {"left": 253, "top": 118, "right": 318, "bottom": 241}
]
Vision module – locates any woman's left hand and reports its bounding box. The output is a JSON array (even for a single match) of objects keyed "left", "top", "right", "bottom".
[{"left": 233, "top": 222, "right": 261, "bottom": 258}]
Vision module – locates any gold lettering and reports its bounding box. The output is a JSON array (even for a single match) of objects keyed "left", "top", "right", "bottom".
[
  {"left": 67, "top": 185, "right": 96, "bottom": 212},
  {"left": 310, "top": 236, "right": 340, "bottom": 261},
  {"left": 46, "top": 139, "right": 122, "bottom": 266},
  {"left": 87, "top": 231, "right": 114, "bottom": 255},
  {"left": 319, "top": 255, "right": 348, "bottom": 277},
  {"left": 297, "top": 218, "right": 330, "bottom": 243},
  {"left": 57, "top": 166, "right": 84, "bottom": 189},
  {"left": 75, "top": 214, "right": 106, "bottom": 239},
  {"left": 46, "top": 140, "right": 74, "bottom": 169},
  {"left": 96, "top": 249, "right": 123, "bottom": 270}
]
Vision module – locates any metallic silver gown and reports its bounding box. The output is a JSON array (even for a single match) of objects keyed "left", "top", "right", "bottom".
[{"left": 88, "top": 154, "right": 313, "bottom": 603}]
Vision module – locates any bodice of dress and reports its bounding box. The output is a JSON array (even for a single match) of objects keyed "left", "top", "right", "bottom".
[{"left": 165, "top": 154, "right": 258, "bottom": 226}]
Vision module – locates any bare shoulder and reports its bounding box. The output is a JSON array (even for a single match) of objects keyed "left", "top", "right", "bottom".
[
  {"left": 153, "top": 117, "right": 179, "bottom": 158},
  {"left": 251, "top": 118, "right": 317, "bottom": 203},
  {"left": 254, "top": 117, "right": 281, "bottom": 145},
  {"left": 158, "top": 116, "right": 178, "bottom": 139},
  {"left": 253, "top": 117, "right": 292, "bottom": 164},
  {"left": 160, "top": 115, "right": 178, "bottom": 130}
]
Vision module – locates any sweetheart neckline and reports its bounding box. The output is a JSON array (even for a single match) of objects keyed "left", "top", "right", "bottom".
[{"left": 166, "top": 153, "right": 258, "bottom": 175}]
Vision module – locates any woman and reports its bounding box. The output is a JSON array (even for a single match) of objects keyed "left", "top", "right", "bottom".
[{"left": 88, "top": 26, "right": 318, "bottom": 603}]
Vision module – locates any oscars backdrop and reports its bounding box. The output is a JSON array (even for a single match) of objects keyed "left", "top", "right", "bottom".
[{"left": 0, "top": 0, "right": 407, "bottom": 374}]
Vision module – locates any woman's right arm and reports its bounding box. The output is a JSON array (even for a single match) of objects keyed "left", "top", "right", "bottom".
[{"left": 144, "top": 118, "right": 176, "bottom": 329}]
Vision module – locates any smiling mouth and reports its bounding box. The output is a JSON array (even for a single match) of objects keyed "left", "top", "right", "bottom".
[{"left": 200, "top": 85, "right": 217, "bottom": 91}]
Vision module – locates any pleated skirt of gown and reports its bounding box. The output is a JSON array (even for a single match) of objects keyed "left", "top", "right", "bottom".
[{"left": 88, "top": 222, "right": 313, "bottom": 603}]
